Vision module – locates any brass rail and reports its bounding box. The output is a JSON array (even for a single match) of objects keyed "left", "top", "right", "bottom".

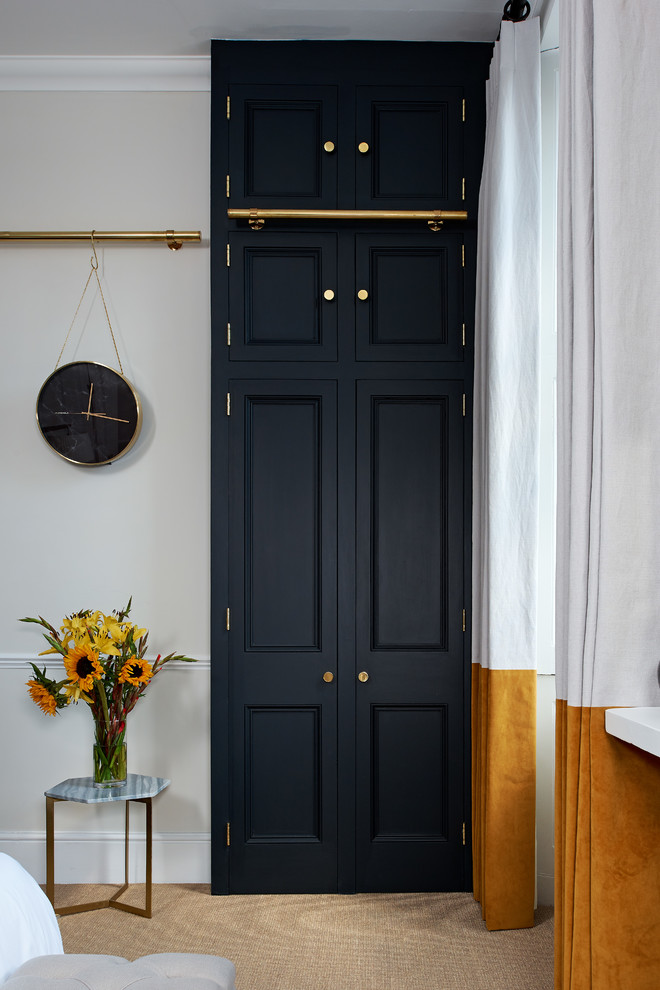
[
  {"left": 227, "top": 208, "right": 467, "bottom": 230},
  {"left": 0, "top": 230, "right": 201, "bottom": 250}
]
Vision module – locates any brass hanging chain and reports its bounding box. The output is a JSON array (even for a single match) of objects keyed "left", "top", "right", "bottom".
[{"left": 54, "top": 231, "right": 124, "bottom": 374}]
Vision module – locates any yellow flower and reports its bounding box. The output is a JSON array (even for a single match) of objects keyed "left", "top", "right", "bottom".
[
  {"left": 90, "top": 631, "right": 121, "bottom": 656},
  {"left": 61, "top": 614, "right": 88, "bottom": 636},
  {"left": 62, "top": 682, "right": 93, "bottom": 705},
  {"left": 63, "top": 644, "right": 103, "bottom": 692},
  {"left": 128, "top": 624, "right": 147, "bottom": 642},
  {"left": 101, "top": 614, "right": 126, "bottom": 641},
  {"left": 118, "top": 657, "right": 153, "bottom": 686},
  {"left": 27, "top": 679, "right": 58, "bottom": 716}
]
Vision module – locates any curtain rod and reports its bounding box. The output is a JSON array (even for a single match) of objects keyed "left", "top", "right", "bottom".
[{"left": 0, "top": 230, "right": 202, "bottom": 250}]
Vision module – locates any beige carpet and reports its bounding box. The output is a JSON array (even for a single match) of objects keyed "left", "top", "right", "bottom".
[{"left": 56, "top": 885, "right": 553, "bottom": 990}]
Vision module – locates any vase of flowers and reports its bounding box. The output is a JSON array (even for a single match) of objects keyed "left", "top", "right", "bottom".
[
  {"left": 22, "top": 598, "right": 196, "bottom": 787},
  {"left": 93, "top": 716, "right": 128, "bottom": 787}
]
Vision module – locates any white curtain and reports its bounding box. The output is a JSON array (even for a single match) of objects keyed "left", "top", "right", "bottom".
[
  {"left": 473, "top": 17, "right": 541, "bottom": 678},
  {"left": 471, "top": 17, "right": 541, "bottom": 931},
  {"left": 555, "top": 3, "right": 660, "bottom": 986},
  {"left": 557, "top": 0, "right": 660, "bottom": 712}
]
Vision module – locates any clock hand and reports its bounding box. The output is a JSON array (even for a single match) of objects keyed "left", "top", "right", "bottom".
[
  {"left": 87, "top": 411, "right": 130, "bottom": 423},
  {"left": 86, "top": 382, "right": 94, "bottom": 421},
  {"left": 53, "top": 410, "right": 130, "bottom": 424}
]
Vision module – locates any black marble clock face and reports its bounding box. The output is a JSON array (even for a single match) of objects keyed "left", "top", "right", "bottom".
[{"left": 36, "top": 361, "right": 142, "bottom": 466}]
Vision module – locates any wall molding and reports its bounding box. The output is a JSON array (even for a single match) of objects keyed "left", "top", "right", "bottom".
[
  {"left": 0, "top": 56, "right": 211, "bottom": 92},
  {"left": 0, "top": 831, "right": 212, "bottom": 884},
  {"left": 0, "top": 654, "right": 210, "bottom": 670}
]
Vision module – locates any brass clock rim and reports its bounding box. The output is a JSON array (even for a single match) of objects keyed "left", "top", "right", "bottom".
[{"left": 36, "top": 359, "right": 143, "bottom": 468}]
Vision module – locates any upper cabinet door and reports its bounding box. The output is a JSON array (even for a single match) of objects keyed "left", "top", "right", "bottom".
[
  {"left": 229, "top": 85, "right": 338, "bottom": 208},
  {"left": 355, "top": 87, "right": 464, "bottom": 210}
]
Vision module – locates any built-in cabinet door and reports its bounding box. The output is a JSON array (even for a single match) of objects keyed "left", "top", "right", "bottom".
[
  {"left": 227, "top": 380, "right": 338, "bottom": 892},
  {"left": 355, "top": 380, "right": 466, "bottom": 891},
  {"left": 228, "top": 85, "right": 338, "bottom": 208},
  {"left": 228, "top": 232, "right": 338, "bottom": 361},
  {"left": 355, "top": 87, "right": 464, "bottom": 209},
  {"left": 354, "top": 233, "right": 464, "bottom": 362}
]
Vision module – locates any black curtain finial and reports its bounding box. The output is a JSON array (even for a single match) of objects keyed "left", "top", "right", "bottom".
[{"left": 502, "top": 0, "right": 531, "bottom": 22}]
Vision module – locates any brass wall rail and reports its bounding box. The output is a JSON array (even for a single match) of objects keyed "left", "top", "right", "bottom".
[
  {"left": 227, "top": 208, "right": 467, "bottom": 230},
  {"left": 0, "top": 230, "right": 202, "bottom": 250}
]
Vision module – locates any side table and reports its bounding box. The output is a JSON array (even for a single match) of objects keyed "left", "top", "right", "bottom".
[{"left": 45, "top": 772, "right": 169, "bottom": 918}]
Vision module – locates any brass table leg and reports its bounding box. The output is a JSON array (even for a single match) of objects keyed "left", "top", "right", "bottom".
[
  {"left": 46, "top": 796, "right": 153, "bottom": 918},
  {"left": 45, "top": 796, "right": 55, "bottom": 909}
]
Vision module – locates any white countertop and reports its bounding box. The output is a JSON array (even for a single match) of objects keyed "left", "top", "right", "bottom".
[{"left": 605, "top": 707, "right": 660, "bottom": 759}]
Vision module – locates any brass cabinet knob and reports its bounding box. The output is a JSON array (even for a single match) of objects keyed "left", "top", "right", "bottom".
[
  {"left": 323, "top": 671, "right": 335, "bottom": 683},
  {"left": 323, "top": 289, "right": 335, "bottom": 301},
  {"left": 358, "top": 671, "right": 369, "bottom": 683},
  {"left": 323, "top": 141, "right": 336, "bottom": 153},
  {"left": 357, "top": 289, "right": 369, "bottom": 301},
  {"left": 358, "top": 142, "right": 370, "bottom": 154}
]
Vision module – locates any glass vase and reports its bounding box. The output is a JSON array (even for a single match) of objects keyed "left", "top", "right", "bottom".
[{"left": 93, "top": 717, "right": 127, "bottom": 787}]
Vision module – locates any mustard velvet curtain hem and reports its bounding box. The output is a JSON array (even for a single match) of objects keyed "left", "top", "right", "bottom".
[
  {"left": 471, "top": 664, "right": 537, "bottom": 931},
  {"left": 555, "top": 702, "right": 660, "bottom": 990}
]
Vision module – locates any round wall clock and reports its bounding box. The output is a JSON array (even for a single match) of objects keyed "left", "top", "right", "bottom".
[{"left": 36, "top": 361, "right": 142, "bottom": 466}]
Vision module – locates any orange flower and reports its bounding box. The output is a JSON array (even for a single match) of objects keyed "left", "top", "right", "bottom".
[
  {"left": 63, "top": 644, "right": 103, "bottom": 692},
  {"left": 118, "top": 657, "right": 153, "bottom": 686},
  {"left": 27, "top": 679, "right": 58, "bottom": 716}
]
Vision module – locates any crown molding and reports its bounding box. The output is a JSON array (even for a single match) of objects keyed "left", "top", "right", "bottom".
[{"left": 0, "top": 56, "right": 211, "bottom": 92}]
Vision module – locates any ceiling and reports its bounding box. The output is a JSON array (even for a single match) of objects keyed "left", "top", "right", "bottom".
[{"left": 0, "top": 0, "right": 554, "bottom": 58}]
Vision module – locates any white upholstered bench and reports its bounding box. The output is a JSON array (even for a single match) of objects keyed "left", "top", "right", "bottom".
[{"left": 0, "top": 854, "right": 236, "bottom": 990}]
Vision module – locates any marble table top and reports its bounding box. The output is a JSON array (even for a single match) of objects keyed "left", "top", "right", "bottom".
[{"left": 45, "top": 773, "right": 170, "bottom": 803}]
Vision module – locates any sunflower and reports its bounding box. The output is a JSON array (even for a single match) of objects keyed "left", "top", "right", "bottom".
[
  {"left": 118, "top": 657, "right": 153, "bottom": 686},
  {"left": 63, "top": 644, "right": 104, "bottom": 692},
  {"left": 27, "top": 679, "right": 58, "bottom": 716},
  {"left": 117, "top": 657, "right": 153, "bottom": 687}
]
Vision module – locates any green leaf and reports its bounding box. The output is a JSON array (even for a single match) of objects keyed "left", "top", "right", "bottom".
[{"left": 42, "top": 634, "right": 68, "bottom": 657}]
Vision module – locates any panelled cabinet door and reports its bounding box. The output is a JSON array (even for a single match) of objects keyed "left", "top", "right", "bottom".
[
  {"left": 228, "top": 232, "right": 338, "bottom": 361},
  {"left": 354, "top": 233, "right": 464, "bottom": 362},
  {"left": 355, "top": 379, "right": 465, "bottom": 891},
  {"left": 355, "top": 87, "right": 464, "bottom": 209},
  {"left": 228, "top": 380, "right": 339, "bottom": 892},
  {"left": 228, "top": 85, "right": 338, "bottom": 207}
]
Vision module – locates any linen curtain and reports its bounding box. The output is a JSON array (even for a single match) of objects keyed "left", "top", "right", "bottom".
[
  {"left": 472, "top": 17, "right": 540, "bottom": 932},
  {"left": 556, "top": 2, "right": 660, "bottom": 987}
]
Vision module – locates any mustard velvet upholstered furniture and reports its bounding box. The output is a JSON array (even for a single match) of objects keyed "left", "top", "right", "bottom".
[{"left": 0, "top": 854, "right": 236, "bottom": 989}]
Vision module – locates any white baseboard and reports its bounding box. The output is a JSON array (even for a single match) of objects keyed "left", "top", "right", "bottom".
[
  {"left": 0, "top": 831, "right": 211, "bottom": 885},
  {"left": 3, "top": 831, "right": 553, "bottom": 904}
]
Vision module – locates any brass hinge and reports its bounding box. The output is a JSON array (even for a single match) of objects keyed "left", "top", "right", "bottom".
[
  {"left": 462, "top": 322, "right": 466, "bottom": 347},
  {"left": 462, "top": 98, "right": 466, "bottom": 122},
  {"left": 227, "top": 322, "right": 231, "bottom": 346},
  {"left": 462, "top": 608, "right": 466, "bottom": 632},
  {"left": 226, "top": 822, "right": 231, "bottom": 847},
  {"left": 226, "top": 243, "right": 230, "bottom": 267},
  {"left": 226, "top": 607, "right": 231, "bottom": 631},
  {"left": 462, "top": 394, "right": 466, "bottom": 417},
  {"left": 462, "top": 822, "right": 466, "bottom": 846},
  {"left": 226, "top": 392, "right": 231, "bottom": 416},
  {"left": 226, "top": 95, "right": 231, "bottom": 120},
  {"left": 226, "top": 174, "right": 230, "bottom": 198},
  {"left": 461, "top": 243, "right": 465, "bottom": 268},
  {"left": 462, "top": 177, "right": 466, "bottom": 201}
]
